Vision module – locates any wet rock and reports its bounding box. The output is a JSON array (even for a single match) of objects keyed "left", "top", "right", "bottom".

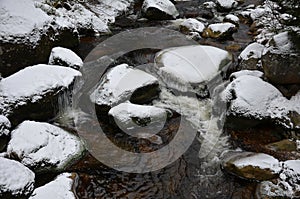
[
  {"left": 266, "top": 139, "right": 298, "bottom": 152},
  {"left": 48, "top": 47, "right": 83, "bottom": 70},
  {"left": 0, "top": 64, "right": 81, "bottom": 126},
  {"left": 155, "top": 45, "right": 232, "bottom": 95},
  {"left": 216, "top": 0, "right": 238, "bottom": 11},
  {"left": 222, "top": 152, "right": 281, "bottom": 181},
  {"left": 0, "top": 157, "right": 35, "bottom": 198},
  {"left": 7, "top": 121, "right": 84, "bottom": 172},
  {"left": 90, "top": 64, "right": 159, "bottom": 114},
  {"left": 202, "top": 22, "right": 237, "bottom": 39},
  {"left": 29, "top": 173, "right": 77, "bottom": 199},
  {"left": 0, "top": 116, "right": 11, "bottom": 152},
  {"left": 224, "top": 14, "right": 240, "bottom": 26},
  {"left": 262, "top": 31, "right": 300, "bottom": 84},
  {"left": 238, "top": 42, "right": 265, "bottom": 70},
  {"left": 179, "top": 18, "right": 205, "bottom": 34},
  {"left": 142, "top": 0, "right": 179, "bottom": 20}
]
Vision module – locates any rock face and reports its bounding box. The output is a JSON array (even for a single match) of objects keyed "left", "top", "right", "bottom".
[
  {"left": 7, "top": 121, "right": 84, "bottom": 172},
  {"left": 0, "top": 64, "right": 81, "bottom": 126},
  {"left": 203, "top": 22, "right": 237, "bottom": 39},
  {"left": 180, "top": 18, "right": 205, "bottom": 34},
  {"left": 262, "top": 32, "right": 300, "bottom": 84},
  {"left": 238, "top": 42, "right": 265, "bottom": 70},
  {"left": 29, "top": 173, "right": 77, "bottom": 199},
  {"left": 48, "top": 47, "right": 83, "bottom": 70},
  {"left": 90, "top": 64, "right": 160, "bottom": 114},
  {"left": 0, "top": 157, "right": 35, "bottom": 198},
  {"left": 0, "top": 116, "right": 11, "bottom": 152},
  {"left": 155, "top": 45, "right": 232, "bottom": 95},
  {"left": 142, "top": 0, "right": 179, "bottom": 20},
  {"left": 222, "top": 152, "right": 281, "bottom": 181}
]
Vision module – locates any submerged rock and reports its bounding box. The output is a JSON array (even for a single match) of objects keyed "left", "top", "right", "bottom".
[
  {"left": 48, "top": 47, "right": 83, "bottom": 70},
  {"left": 0, "top": 157, "right": 35, "bottom": 198},
  {"left": 0, "top": 116, "right": 11, "bottom": 152},
  {"left": 203, "top": 22, "right": 237, "bottom": 39},
  {"left": 29, "top": 173, "right": 77, "bottom": 199},
  {"left": 155, "top": 45, "right": 232, "bottom": 95},
  {"left": 222, "top": 152, "right": 281, "bottom": 181},
  {"left": 142, "top": 0, "right": 179, "bottom": 20},
  {"left": 0, "top": 64, "right": 81, "bottom": 126},
  {"left": 7, "top": 121, "right": 84, "bottom": 172},
  {"left": 238, "top": 42, "right": 265, "bottom": 70},
  {"left": 90, "top": 64, "right": 159, "bottom": 114}
]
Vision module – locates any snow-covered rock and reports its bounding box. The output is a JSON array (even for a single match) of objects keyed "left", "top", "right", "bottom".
[
  {"left": 7, "top": 121, "right": 84, "bottom": 172},
  {"left": 229, "top": 70, "right": 264, "bottom": 80},
  {"left": 108, "top": 102, "right": 167, "bottom": 139},
  {"left": 48, "top": 47, "right": 83, "bottom": 70},
  {"left": 0, "top": 115, "right": 11, "bottom": 152},
  {"left": 180, "top": 18, "right": 205, "bottom": 33},
  {"left": 238, "top": 42, "right": 265, "bottom": 70},
  {"left": 155, "top": 45, "right": 232, "bottom": 94},
  {"left": 142, "top": 0, "right": 179, "bottom": 20},
  {"left": 203, "top": 22, "right": 237, "bottom": 39},
  {"left": 0, "top": 157, "right": 35, "bottom": 197},
  {"left": 222, "top": 152, "right": 281, "bottom": 180},
  {"left": 0, "top": 64, "right": 81, "bottom": 126},
  {"left": 29, "top": 173, "right": 76, "bottom": 199},
  {"left": 216, "top": 0, "right": 238, "bottom": 11},
  {"left": 90, "top": 64, "right": 159, "bottom": 113},
  {"left": 224, "top": 14, "right": 239, "bottom": 26}
]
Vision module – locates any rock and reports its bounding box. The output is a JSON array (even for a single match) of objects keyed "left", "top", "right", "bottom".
[
  {"left": 203, "top": 22, "right": 237, "bottom": 39},
  {"left": 7, "top": 121, "right": 84, "bottom": 172},
  {"left": 216, "top": 0, "right": 238, "bottom": 11},
  {"left": 223, "top": 14, "right": 239, "bottom": 26},
  {"left": 0, "top": 157, "right": 35, "bottom": 198},
  {"left": 142, "top": 0, "right": 179, "bottom": 20},
  {"left": 155, "top": 45, "right": 232, "bottom": 95},
  {"left": 0, "top": 116, "right": 11, "bottom": 152},
  {"left": 229, "top": 70, "right": 264, "bottom": 80},
  {"left": 238, "top": 42, "right": 265, "bottom": 70},
  {"left": 266, "top": 139, "right": 298, "bottom": 152},
  {"left": 29, "top": 173, "right": 77, "bottom": 199},
  {"left": 179, "top": 18, "right": 205, "bottom": 34},
  {"left": 256, "top": 160, "right": 300, "bottom": 198},
  {"left": 0, "top": 64, "right": 81, "bottom": 126},
  {"left": 108, "top": 101, "right": 167, "bottom": 140},
  {"left": 222, "top": 152, "right": 281, "bottom": 181},
  {"left": 262, "top": 31, "right": 300, "bottom": 84},
  {"left": 90, "top": 64, "right": 160, "bottom": 114},
  {"left": 48, "top": 47, "right": 83, "bottom": 70}
]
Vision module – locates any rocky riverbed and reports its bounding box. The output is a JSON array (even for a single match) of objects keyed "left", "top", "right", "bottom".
[{"left": 0, "top": 0, "right": 299, "bottom": 198}]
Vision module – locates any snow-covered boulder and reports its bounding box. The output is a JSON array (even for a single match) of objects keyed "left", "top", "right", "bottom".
[
  {"left": 262, "top": 32, "right": 300, "bottom": 84},
  {"left": 0, "top": 64, "right": 81, "bottom": 126},
  {"left": 29, "top": 173, "right": 77, "bottom": 199},
  {"left": 203, "top": 22, "right": 237, "bottom": 39},
  {"left": 48, "top": 47, "right": 83, "bottom": 70},
  {"left": 180, "top": 18, "right": 205, "bottom": 34},
  {"left": 7, "top": 121, "right": 84, "bottom": 172},
  {"left": 229, "top": 70, "right": 264, "bottom": 80},
  {"left": 155, "top": 45, "right": 232, "bottom": 95},
  {"left": 216, "top": 0, "right": 238, "bottom": 11},
  {"left": 238, "top": 42, "right": 265, "bottom": 70},
  {"left": 0, "top": 157, "right": 35, "bottom": 198},
  {"left": 0, "top": 116, "right": 11, "bottom": 152},
  {"left": 222, "top": 152, "right": 281, "bottom": 181},
  {"left": 142, "top": 0, "right": 179, "bottom": 20},
  {"left": 223, "top": 14, "right": 239, "bottom": 26},
  {"left": 90, "top": 64, "right": 160, "bottom": 114},
  {"left": 108, "top": 102, "right": 168, "bottom": 139}
]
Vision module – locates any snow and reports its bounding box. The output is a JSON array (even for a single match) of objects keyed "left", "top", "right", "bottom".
[
  {"left": 142, "top": 0, "right": 179, "bottom": 19},
  {"left": 232, "top": 153, "right": 281, "bottom": 173},
  {"left": 229, "top": 70, "right": 264, "bottom": 80},
  {"left": 0, "top": 64, "right": 81, "bottom": 115},
  {"left": 0, "top": 0, "right": 51, "bottom": 42},
  {"left": 0, "top": 157, "right": 35, "bottom": 196},
  {"left": 224, "top": 14, "right": 239, "bottom": 24},
  {"left": 155, "top": 45, "right": 232, "bottom": 90},
  {"left": 29, "top": 173, "right": 76, "bottom": 199},
  {"left": 208, "top": 22, "right": 236, "bottom": 33},
  {"left": 180, "top": 18, "right": 205, "bottom": 33},
  {"left": 90, "top": 64, "right": 158, "bottom": 107},
  {"left": 216, "top": 0, "right": 238, "bottom": 9},
  {"left": 7, "top": 121, "right": 84, "bottom": 171},
  {"left": 0, "top": 115, "right": 11, "bottom": 137},
  {"left": 239, "top": 42, "right": 265, "bottom": 61},
  {"left": 48, "top": 47, "right": 83, "bottom": 70}
]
